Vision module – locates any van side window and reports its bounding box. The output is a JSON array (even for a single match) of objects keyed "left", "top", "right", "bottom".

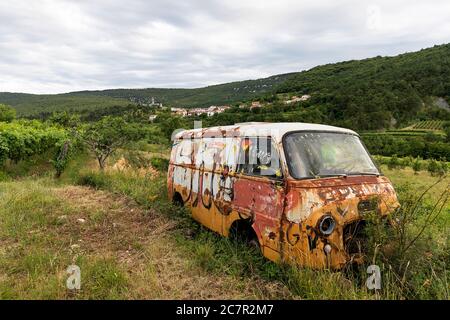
[{"left": 237, "top": 137, "right": 282, "bottom": 178}]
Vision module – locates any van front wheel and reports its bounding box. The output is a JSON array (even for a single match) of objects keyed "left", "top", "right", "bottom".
[{"left": 230, "top": 219, "right": 261, "bottom": 251}]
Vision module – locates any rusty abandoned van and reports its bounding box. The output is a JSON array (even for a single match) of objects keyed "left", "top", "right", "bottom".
[{"left": 167, "top": 122, "right": 399, "bottom": 269}]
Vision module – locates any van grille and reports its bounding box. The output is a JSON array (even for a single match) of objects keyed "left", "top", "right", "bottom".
[{"left": 344, "top": 220, "right": 367, "bottom": 256}]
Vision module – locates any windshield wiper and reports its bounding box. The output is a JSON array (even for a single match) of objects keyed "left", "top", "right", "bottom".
[
  {"left": 318, "top": 173, "right": 347, "bottom": 178},
  {"left": 348, "top": 172, "right": 380, "bottom": 176}
]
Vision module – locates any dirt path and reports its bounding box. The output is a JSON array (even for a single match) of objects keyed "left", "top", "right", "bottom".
[{"left": 51, "top": 185, "right": 289, "bottom": 299}]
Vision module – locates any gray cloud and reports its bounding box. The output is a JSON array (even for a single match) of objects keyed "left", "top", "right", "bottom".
[{"left": 0, "top": 0, "right": 449, "bottom": 93}]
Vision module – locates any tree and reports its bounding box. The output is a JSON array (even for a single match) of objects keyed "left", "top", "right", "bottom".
[
  {"left": 48, "top": 111, "right": 80, "bottom": 128},
  {"left": 0, "top": 104, "right": 16, "bottom": 122},
  {"left": 79, "top": 116, "right": 146, "bottom": 170},
  {"left": 155, "top": 113, "right": 184, "bottom": 143},
  {"left": 444, "top": 122, "right": 450, "bottom": 142},
  {"left": 52, "top": 140, "right": 71, "bottom": 178}
]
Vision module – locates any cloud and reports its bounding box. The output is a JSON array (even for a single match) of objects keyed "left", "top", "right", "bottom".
[{"left": 0, "top": 0, "right": 449, "bottom": 93}]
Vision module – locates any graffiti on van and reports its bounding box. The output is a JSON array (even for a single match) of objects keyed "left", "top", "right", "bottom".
[{"left": 168, "top": 123, "right": 400, "bottom": 269}]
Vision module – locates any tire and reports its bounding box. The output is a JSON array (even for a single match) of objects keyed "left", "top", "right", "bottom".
[{"left": 172, "top": 193, "right": 184, "bottom": 207}]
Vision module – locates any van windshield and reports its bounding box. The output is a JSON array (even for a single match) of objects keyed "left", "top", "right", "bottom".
[{"left": 284, "top": 132, "right": 379, "bottom": 179}]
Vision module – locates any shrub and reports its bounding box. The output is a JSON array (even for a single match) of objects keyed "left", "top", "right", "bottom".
[
  {"left": 0, "top": 121, "right": 67, "bottom": 165},
  {"left": 51, "top": 140, "right": 72, "bottom": 178},
  {"left": 412, "top": 157, "right": 422, "bottom": 174},
  {"left": 401, "top": 156, "right": 414, "bottom": 167},
  {"left": 0, "top": 104, "right": 16, "bottom": 122},
  {"left": 122, "top": 150, "right": 151, "bottom": 168},
  {"left": 427, "top": 159, "right": 440, "bottom": 176},
  {"left": 438, "top": 160, "right": 448, "bottom": 176},
  {"left": 77, "top": 172, "right": 108, "bottom": 189},
  {"left": 150, "top": 157, "right": 169, "bottom": 171},
  {"left": 362, "top": 182, "right": 449, "bottom": 299},
  {"left": 388, "top": 155, "right": 400, "bottom": 170}
]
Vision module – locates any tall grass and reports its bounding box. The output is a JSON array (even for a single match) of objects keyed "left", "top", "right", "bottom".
[
  {"left": 0, "top": 179, "right": 133, "bottom": 299},
  {"left": 74, "top": 167, "right": 449, "bottom": 299},
  {"left": 3, "top": 151, "right": 446, "bottom": 299}
]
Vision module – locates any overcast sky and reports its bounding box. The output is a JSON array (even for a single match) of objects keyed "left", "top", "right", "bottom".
[{"left": 1, "top": 0, "right": 449, "bottom": 94}]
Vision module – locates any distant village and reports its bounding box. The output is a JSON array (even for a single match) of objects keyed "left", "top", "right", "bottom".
[{"left": 133, "top": 94, "right": 311, "bottom": 122}]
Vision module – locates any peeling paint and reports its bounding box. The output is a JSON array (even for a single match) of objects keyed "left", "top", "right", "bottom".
[{"left": 168, "top": 123, "right": 400, "bottom": 269}]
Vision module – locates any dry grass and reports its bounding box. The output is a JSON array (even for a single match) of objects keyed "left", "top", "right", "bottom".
[
  {"left": 0, "top": 180, "right": 289, "bottom": 299},
  {"left": 1, "top": 155, "right": 447, "bottom": 300}
]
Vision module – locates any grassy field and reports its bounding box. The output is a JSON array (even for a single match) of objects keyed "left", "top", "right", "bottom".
[
  {"left": 0, "top": 151, "right": 448, "bottom": 300},
  {"left": 382, "top": 166, "right": 449, "bottom": 200}
]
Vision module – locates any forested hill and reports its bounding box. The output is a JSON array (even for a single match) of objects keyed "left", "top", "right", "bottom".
[
  {"left": 70, "top": 73, "right": 296, "bottom": 107},
  {"left": 0, "top": 73, "right": 296, "bottom": 116},
  {"left": 1, "top": 43, "right": 450, "bottom": 129},
  {"left": 0, "top": 92, "right": 131, "bottom": 117},
  {"left": 273, "top": 43, "right": 450, "bottom": 129}
]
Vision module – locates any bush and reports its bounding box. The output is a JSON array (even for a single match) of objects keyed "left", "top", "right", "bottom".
[
  {"left": 150, "top": 157, "right": 169, "bottom": 171},
  {"left": 51, "top": 140, "right": 72, "bottom": 178},
  {"left": 443, "top": 121, "right": 450, "bottom": 142},
  {"left": 0, "top": 104, "right": 16, "bottom": 122},
  {"left": 361, "top": 182, "right": 449, "bottom": 299},
  {"left": 401, "top": 156, "right": 414, "bottom": 167},
  {"left": 427, "top": 159, "right": 440, "bottom": 176},
  {"left": 388, "top": 155, "right": 400, "bottom": 170},
  {"left": 412, "top": 157, "right": 422, "bottom": 174},
  {"left": 122, "top": 150, "right": 151, "bottom": 168},
  {"left": 77, "top": 172, "right": 108, "bottom": 189},
  {"left": 438, "top": 160, "right": 448, "bottom": 176},
  {"left": 362, "top": 134, "right": 449, "bottom": 161},
  {"left": 0, "top": 121, "right": 67, "bottom": 164}
]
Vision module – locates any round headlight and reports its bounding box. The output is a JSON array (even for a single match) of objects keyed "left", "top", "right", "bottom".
[{"left": 318, "top": 215, "right": 336, "bottom": 236}]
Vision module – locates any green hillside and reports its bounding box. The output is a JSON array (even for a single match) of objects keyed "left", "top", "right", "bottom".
[
  {"left": 0, "top": 93, "right": 130, "bottom": 118},
  {"left": 274, "top": 43, "right": 450, "bottom": 129},
  {"left": 0, "top": 73, "right": 296, "bottom": 117},
  {"left": 2, "top": 44, "right": 450, "bottom": 130},
  {"left": 71, "top": 73, "right": 296, "bottom": 107}
]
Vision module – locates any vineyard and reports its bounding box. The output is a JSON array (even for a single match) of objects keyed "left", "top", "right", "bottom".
[
  {"left": 404, "top": 120, "right": 446, "bottom": 131},
  {"left": 0, "top": 120, "right": 68, "bottom": 163},
  {"left": 361, "top": 130, "right": 442, "bottom": 137}
]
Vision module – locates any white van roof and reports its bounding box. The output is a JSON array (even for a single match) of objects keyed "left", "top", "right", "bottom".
[{"left": 175, "top": 122, "right": 358, "bottom": 142}]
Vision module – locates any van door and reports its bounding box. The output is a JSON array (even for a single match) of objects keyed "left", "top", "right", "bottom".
[{"left": 233, "top": 137, "right": 285, "bottom": 260}]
